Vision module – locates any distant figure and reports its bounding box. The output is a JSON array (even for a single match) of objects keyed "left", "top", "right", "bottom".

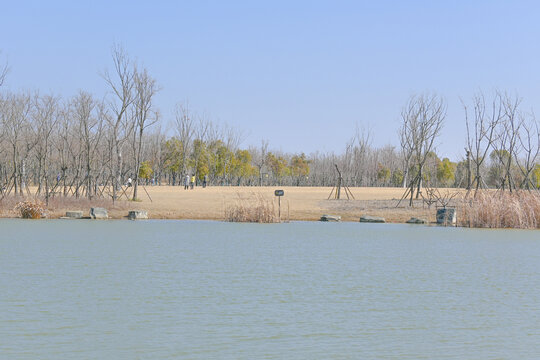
[
  {"left": 184, "top": 175, "right": 190, "bottom": 190},
  {"left": 190, "top": 175, "right": 195, "bottom": 189},
  {"left": 127, "top": 177, "right": 132, "bottom": 187},
  {"left": 203, "top": 174, "right": 208, "bottom": 188}
]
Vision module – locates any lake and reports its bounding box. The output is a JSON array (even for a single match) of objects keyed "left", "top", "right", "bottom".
[{"left": 0, "top": 220, "right": 539, "bottom": 359}]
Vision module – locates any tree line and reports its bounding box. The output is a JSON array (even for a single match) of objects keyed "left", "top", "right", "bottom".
[{"left": 0, "top": 47, "right": 539, "bottom": 205}]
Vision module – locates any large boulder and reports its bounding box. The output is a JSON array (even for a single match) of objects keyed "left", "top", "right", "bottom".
[
  {"left": 128, "top": 210, "right": 148, "bottom": 220},
  {"left": 436, "top": 208, "right": 456, "bottom": 225},
  {"left": 90, "top": 207, "right": 108, "bottom": 219},
  {"left": 65, "top": 211, "right": 83, "bottom": 219},
  {"left": 320, "top": 214, "right": 341, "bottom": 222},
  {"left": 359, "top": 215, "right": 385, "bottom": 223},
  {"left": 406, "top": 217, "right": 428, "bottom": 224}
]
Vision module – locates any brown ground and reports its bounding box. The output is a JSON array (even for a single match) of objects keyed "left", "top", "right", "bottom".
[{"left": 32, "top": 186, "right": 463, "bottom": 223}]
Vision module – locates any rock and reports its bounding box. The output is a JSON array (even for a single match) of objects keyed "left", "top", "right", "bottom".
[
  {"left": 90, "top": 207, "right": 108, "bottom": 219},
  {"left": 359, "top": 215, "right": 385, "bottom": 223},
  {"left": 320, "top": 214, "right": 341, "bottom": 222},
  {"left": 406, "top": 217, "right": 428, "bottom": 224},
  {"left": 128, "top": 210, "right": 148, "bottom": 220},
  {"left": 65, "top": 211, "right": 83, "bottom": 219},
  {"left": 436, "top": 208, "right": 456, "bottom": 225}
]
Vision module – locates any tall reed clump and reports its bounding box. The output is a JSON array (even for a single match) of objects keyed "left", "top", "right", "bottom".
[
  {"left": 14, "top": 200, "right": 46, "bottom": 219},
  {"left": 225, "top": 193, "right": 277, "bottom": 223},
  {"left": 460, "top": 191, "right": 540, "bottom": 229}
]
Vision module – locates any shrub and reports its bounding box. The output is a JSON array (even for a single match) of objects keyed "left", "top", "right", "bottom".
[
  {"left": 225, "top": 193, "right": 277, "bottom": 223},
  {"left": 14, "top": 200, "right": 46, "bottom": 219}
]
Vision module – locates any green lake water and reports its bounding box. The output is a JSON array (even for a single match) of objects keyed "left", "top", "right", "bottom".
[{"left": 1, "top": 220, "right": 539, "bottom": 359}]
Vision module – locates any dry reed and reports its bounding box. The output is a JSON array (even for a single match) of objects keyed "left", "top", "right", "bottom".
[
  {"left": 224, "top": 193, "right": 277, "bottom": 223},
  {"left": 14, "top": 200, "right": 46, "bottom": 219},
  {"left": 460, "top": 191, "right": 540, "bottom": 229}
]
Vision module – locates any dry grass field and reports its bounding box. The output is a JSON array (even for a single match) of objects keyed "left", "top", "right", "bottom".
[
  {"left": 75, "top": 186, "right": 459, "bottom": 223},
  {"left": 126, "top": 186, "right": 432, "bottom": 222}
]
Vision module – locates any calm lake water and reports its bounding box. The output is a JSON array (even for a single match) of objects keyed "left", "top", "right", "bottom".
[{"left": 1, "top": 220, "right": 539, "bottom": 359}]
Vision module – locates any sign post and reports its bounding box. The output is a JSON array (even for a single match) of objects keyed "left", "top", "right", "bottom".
[{"left": 274, "top": 189, "right": 284, "bottom": 222}]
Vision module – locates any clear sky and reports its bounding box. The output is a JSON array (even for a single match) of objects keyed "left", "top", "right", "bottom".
[{"left": 1, "top": 0, "right": 539, "bottom": 159}]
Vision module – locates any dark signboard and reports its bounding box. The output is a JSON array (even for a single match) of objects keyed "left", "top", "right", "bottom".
[{"left": 274, "top": 190, "right": 284, "bottom": 196}]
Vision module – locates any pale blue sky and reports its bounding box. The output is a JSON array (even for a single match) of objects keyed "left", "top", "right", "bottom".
[{"left": 1, "top": 1, "right": 539, "bottom": 159}]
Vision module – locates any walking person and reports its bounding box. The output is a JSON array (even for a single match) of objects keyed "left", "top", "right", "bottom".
[
  {"left": 190, "top": 175, "right": 195, "bottom": 190},
  {"left": 203, "top": 174, "right": 208, "bottom": 188},
  {"left": 184, "top": 174, "right": 190, "bottom": 190}
]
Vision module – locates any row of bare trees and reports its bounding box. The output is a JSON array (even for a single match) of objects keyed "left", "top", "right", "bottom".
[
  {"left": 0, "top": 47, "right": 539, "bottom": 205},
  {"left": 464, "top": 91, "right": 540, "bottom": 196},
  {"left": 0, "top": 46, "right": 158, "bottom": 203}
]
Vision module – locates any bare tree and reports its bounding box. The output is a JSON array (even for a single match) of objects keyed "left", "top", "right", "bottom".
[
  {"left": 399, "top": 94, "right": 445, "bottom": 206},
  {"left": 0, "top": 94, "right": 8, "bottom": 189},
  {"left": 399, "top": 119, "right": 414, "bottom": 188},
  {"left": 191, "top": 115, "right": 212, "bottom": 182},
  {"left": 493, "top": 93, "right": 523, "bottom": 192},
  {"left": 146, "top": 125, "right": 166, "bottom": 185},
  {"left": 0, "top": 51, "right": 8, "bottom": 87},
  {"left": 2, "top": 93, "right": 32, "bottom": 195},
  {"left": 102, "top": 44, "right": 136, "bottom": 202},
  {"left": 222, "top": 122, "right": 244, "bottom": 152},
  {"left": 349, "top": 125, "right": 371, "bottom": 186},
  {"left": 32, "top": 93, "right": 60, "bottom": 204},
  {"left": 72, "top": 91, "right": 105, "bottom": 199},
  {"left": 255, "top": 139, "right": 269, "bottom": 185},
  {"left": 132, "top": 67, "right": 159, "bottom": 200},
  {"left": 174, "top": 102, "right": 195, "bottom": 178},
  {"left": 516, "top": 112, "right": 539, "bottom": 189},
  {"left": 463, "top": 92, "right": 503, "bottom": 196},
  {"left": 220, "top": 122, "right": 245, "bottom": 184},
  {"left": 53, "top": 101, "right": 74, "bottom": 196}
]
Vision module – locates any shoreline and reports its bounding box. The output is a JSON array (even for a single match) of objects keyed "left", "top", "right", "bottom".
[
  {"left": 4, "top": 216, "right": 537, "bottom": 232},
  {"left": 3, "top": 186, "right": 452, "bottom": 224},
  {"left": 1, "top": 184, "right": 538, "bottom": 229}
]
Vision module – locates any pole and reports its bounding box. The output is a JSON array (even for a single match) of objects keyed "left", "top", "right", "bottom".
[
  {"left": 278, "top": 196, "right": 281, "bottom": 222},
  {"left": 466, "top": 149, "right": 471, "bottom": 191},
  {"left": 334, "top": 164, "right": 342, "bottom": 199},
  {"left": 336, "top": 176, "right": 341, "bottom": 199}
]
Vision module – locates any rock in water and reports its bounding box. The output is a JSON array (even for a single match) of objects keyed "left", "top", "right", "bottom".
[
  {"left": 406, "top": 217, "right": 428, "bottom": 224},
  {"left": 65, "top": 211, "right": 83, "bottom": 219},
  {"left": 320, "top": 214, "right": 341, "bottom": 222},
  {"left": 359, "top": 215, "right": 385, "bottom": 223},
  {"left": 128, "top": 210, "right": 148, "bottom": 220},
  {"left": 436, "top": 208, "right": 456, "bottom": 225},
  {"left": 90, "top": 207, "right": 108, "bottom": 219}
]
